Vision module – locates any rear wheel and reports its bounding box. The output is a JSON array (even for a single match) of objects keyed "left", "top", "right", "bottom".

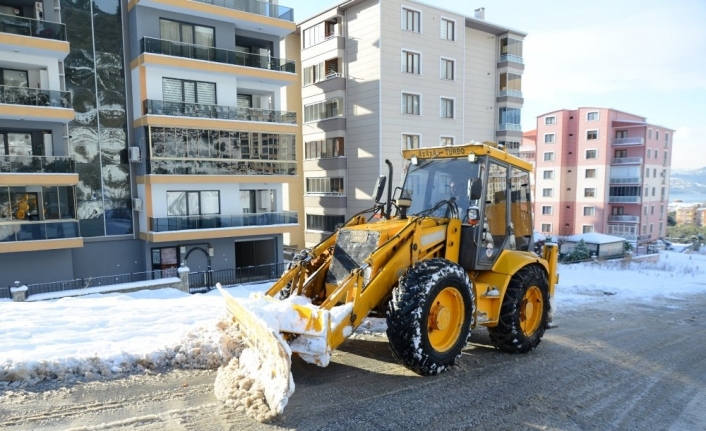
[
  {"left": 488, "top": 265, "right": 549, "bottom": 353},
  {"left": 387, "top": 258, "right": 475, "bottom": 375}
]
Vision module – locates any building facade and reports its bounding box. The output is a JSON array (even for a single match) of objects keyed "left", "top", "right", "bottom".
[
  {"left": 532, "top": 108, "right": 674, "bottom": 247},
  {"left": 298, "top": 0, "right": 526, "bottom": 246},
  {"left": 0, "top": 0, "right": 303, "bottom": 287}
]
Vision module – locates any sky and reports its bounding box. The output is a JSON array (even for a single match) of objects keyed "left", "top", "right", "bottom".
[
  {"left": 292, "top": 0, "right": 706, "bottom": 171},
  {"left": 2, "top": 247, "right": 706, "bottom": 420}
]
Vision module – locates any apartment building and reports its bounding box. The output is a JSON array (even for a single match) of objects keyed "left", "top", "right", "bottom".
[
  {"left": 298, "top": 0, "right": 526, "bottom": 246},
  {"left": 0, "top": 0, "right": 303, "bottom": 287},
  {"left": 533, "top": 108, "right": 674, "bottom": 247},
  {"left": 672, "top": 203, "right": 704, "bottom": 226}
]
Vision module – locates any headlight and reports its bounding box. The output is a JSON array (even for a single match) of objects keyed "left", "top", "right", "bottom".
[{"left": 466, "top": 206, "right": 480, "bottom": 222}]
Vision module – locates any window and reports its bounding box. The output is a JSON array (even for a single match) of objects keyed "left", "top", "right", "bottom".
[
  {"left": 541, "top": 223, "right": 552, "bottom": 233},
  {"left": 499, "top": 72, "right": 522, "bottom": 96},
  {"left": 644, "top": 206, "right": 648, "bottom": 215},
  {"left": 585, "top": 168, "right": 596, "bottom": 178},
  {"left": 302, "top": 20, "right": 338, "bottom": 49},
  {"left": 654, "top": 150, "right": 659, "bottom": 160},
  {"left": 160, "top": 19, "right": 214, "bottom": 60},
  {"left": 440, "top": 136, "right": 454, "bottom": 146},
  {"left": 542, "top": 188, "right": 553, "bottom": 197},
  {"left": 543, "top": 170, "right": 554, "bottom": 180},
  {"left": 582, "top": 225, "right": 594, "bottom": 234},
  {"left": 650, "top": 223, "right": 654, "bottom": 233},
  {"left": 653, "top": 168, "right": 656, "bottom": 177},
  {"left": 402, "top": 7, "right": 421, "bottom": 33},
  {"left": 543, "top": 152, "right": 555, "bottom": 162},
  {"left": 167, "top": 191, "right": 219, "bottom": 216},
  {"left": 440, "top": 58, "right": 454, "bottom": 80},
  {"left": 584, "top": 188, "right": 596, "bottom": 198},
  {"left": 403, "top": 134, "right": 420, "bottom": 150},
  {"left": 586, "top": 130, "right": 598, "bottom": 140},
  {"left": 542, "top": 205, "right": 552, "bottom": 215},
  {"left": 584, "top": 206, "right": 595, "bottom": 216},
  {"left": 585, "top": 149, "right": 597, "bottom": 159},
  {"left": 655, "top": 130, "right": 660, "bottom": 140},
  {"left": 307, "top": 214, "right": 345, "bottom": 232},
  {"left": 545, "top": 116, "right": 556, "bottom": 125},
  {"left": 303, "top": 59, "right": 340, "bottom": 85},
  {"left": 500, "top": 37, "right": 523, "bottom": 62},
  {"left": 440, "top": 18, "right": 455, "bottom": 40},
  {"left": 648, "top": 129, "right": 653, "bottom": 139},
  {"left": 652, "top": 187, "right": 656, "bottom": 196},
  {"left": 499, "top": 107, "right": 521, "bottom": 128},
  {"left": 440, "top": 98, "right": 454, "bottom": 118},
  {"left": 544, "top": 133, "right": 555, "bottom": 144},
  {"left": 645, "top": 188, "right": 649, "bottom": 197},
  {"left": 615, "top": 149, "right": 627, "bottom": 158},
  {"left": 306, "top": 177, "right": 344, "bottom": 195},
  {"left": 304, "top": 98, "right": 343, "bottom": 122},
  {"left": 305, "top": 137, "right": 344, "bottom": 159},
  {"left": 612, "top": 207, "right": 624, "bottom": 215},
  {"left": 647, "top": 148, "right": 651, "bottom": 158},
  {"left": 645, "top": 167, "right": 650, "bottom": 178},
  {"left": 402, "top": 50, "right": 421, "bottom": 74},
  {"left": 162, "top": 77, "right": 216, "bottom": 105},
  {"left": 1, "top": 69, "right": 29, "bottom": 87},
  {"left": 650, "top": 205, "right": 654, "bottom": 215},
  {"left": 615, "top": 130, "right": 627, "bottom": 139},
  {"left": 402, "top": 93, "right": 420, "bottom": 115},
  {"left": 665, "top": 132, "right": 669, "bottom": 147},
  {"left": 587, "top": 111, "right": 599, "bottom": 121}
]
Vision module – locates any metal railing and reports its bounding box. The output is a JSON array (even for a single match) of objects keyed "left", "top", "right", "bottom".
[
  {"left": 0, "top": 155, "right": 75, "bottom": 174},
  {"left": 144, "top": 99, "right": 296, "bottom": 124},
  {"left": 150, "top": 211, "right": 298, "bottom": 232},
  {"left": 188, "top": 262, "right": 287, "bottom": 292},
  {"left": 141, "top": 37, "right": 296, "bottom": 73},
  {"left": 24, "top": 268, "right": 179, "bottom": 297},
  {"left": 609, "top": 177, "right": 642, "bottom": 184},
  {"left": 0, "top": 220, "right": 79, "bottom": 242},
  {"left": 608, "top": 196, "right": 641, "bottom": 203},
  {"left": 611, "top": 137, "right": 645, "bottom": 146},
  {"left": 608, "top": 215, "right": 640, "bottom": 223},
  {"left": 498, "top": 123, "right": 522, "bottom": 132},
  {"left": 0, "top": 13, "right": 66, "bottom": 41},
  {"left": 612, "top": 157, "right": 643, "bottom": 165},
  {"left": 191, "top": 0, "right": 294, "bottom": 22},
  {"left": 0, "top": 84, "right": 72, "bottom": 108},
  {"left": 150, "top": 159, "right": 297, "bottom": 176}
]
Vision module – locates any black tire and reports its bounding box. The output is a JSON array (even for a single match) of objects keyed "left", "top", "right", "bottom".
[
  {"left": 488, "top": 265, "right": 549, "bottom": 353},
  {"left": 387, "top": 258, "right": 475, "bottom": 376}
]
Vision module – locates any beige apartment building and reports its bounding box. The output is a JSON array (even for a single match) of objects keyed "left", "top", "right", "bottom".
[{"left": 298, "top": 0, "right": 526, "bottom": 246}]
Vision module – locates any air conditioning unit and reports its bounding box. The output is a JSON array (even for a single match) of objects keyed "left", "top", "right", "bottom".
[
  {"left": 129, "top": 147, "right": 142, "bottom": 163},
  {"left": 132, "top": 198, "right": 143, "bottom": 212}
]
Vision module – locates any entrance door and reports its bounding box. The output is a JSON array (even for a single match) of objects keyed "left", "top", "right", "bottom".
[
  {"left": 235, "top": 239, "right": 275, "bottom": 267},
  {"left": 151, "top": 246, "right": 180, "bottom": 276}
]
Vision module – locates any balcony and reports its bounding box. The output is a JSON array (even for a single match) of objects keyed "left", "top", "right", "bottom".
[
  {"left": 498, "top": 123, "right": 522, "bottom": 132},
  {"left": 0, "top": 13, "right": 66, "bottom": 41},
  {"left": 0, "top": 220, "right": 80, "bottom": 242},
  {"left": 150, "top": 159, "right": 297, "bottom": 176},
  {"left": 150, "top": 211, "right": 298, "bottom": 233},
  {"left": 143, "top": 99, "right": 296, "bottom": 124},
  {"left": 498, "top": 89, "right": 522, "bottom": 98},
  {"left": 612, "top": 157, "right": 643, "bottom": 165},
  {"left": 608, "top": 196, "right": 641, "bottom": 204},
  {"left": 191, "top": 0, "right": 294, "bottom": 22},
  {"left": 499, "top": 54, "right": 523, "bottom": 64},
  {"left": 609, "top": 177, "right": 641, "bottom": 184},
  {"left": 140, "top": 37, "right": 295, "bottom": 73},
  {"left": 0, "top": 156, "right": 75, "bottom": 174},
  {"left": 607, "top": 215, "right": 640, "bottom": 223},
  {"left": 0, "top": 85, "right": 71, "bottom": 108},
  {"left": 611, "top": 137, "right": 645, "bottom": 146}
]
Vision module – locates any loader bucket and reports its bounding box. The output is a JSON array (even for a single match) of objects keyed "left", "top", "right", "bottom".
[{"left": 216, "top": 283, "right": 293, "bottom": 414}]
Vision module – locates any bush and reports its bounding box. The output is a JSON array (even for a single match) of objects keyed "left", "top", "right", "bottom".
[{"left": 566, "top": 239, "right": 591, "bottom": 262}]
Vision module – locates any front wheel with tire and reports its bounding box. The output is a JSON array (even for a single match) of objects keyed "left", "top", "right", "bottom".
[
  {"left": 386, "top": 258, "right": 475, "bottom": 376},
  {"left": 488, "top": 265, "right": 549, "bottom": 353}
]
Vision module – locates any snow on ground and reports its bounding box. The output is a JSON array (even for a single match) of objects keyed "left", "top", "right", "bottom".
[{"left": 1, "top": 250, "right": 705, "bottom": 418}]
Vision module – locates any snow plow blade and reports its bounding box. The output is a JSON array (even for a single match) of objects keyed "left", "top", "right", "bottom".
[{"left": 215, "top": 283, "right": 293, "bottom": 414}]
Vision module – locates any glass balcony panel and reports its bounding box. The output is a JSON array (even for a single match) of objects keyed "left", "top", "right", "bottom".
[
  {"left": 149, "top": 211, "right": 297, "bottom": 232},
  {"left": 0, "top": 13, "right": 66, "bottom": 41},
  {"left": 0, "top": 155, "right": 76, "bottom": 173},
  {"left": 191, "top": 0, "right": 294, "bottom": 22},
  {"left": 0, "top": 85, "right": 72, "bottom": 108}
]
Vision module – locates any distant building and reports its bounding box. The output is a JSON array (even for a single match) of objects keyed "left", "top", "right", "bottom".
[
  {"left": 672, "top": 203, "right": 704, "bottom": 226},
  {"left": 532, "top": 108, "right": 675, "bottom": 247}
]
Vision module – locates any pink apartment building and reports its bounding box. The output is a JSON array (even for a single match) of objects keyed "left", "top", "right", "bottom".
[{"left": 532, "top": 108, "right": 674, "bottom": 247}]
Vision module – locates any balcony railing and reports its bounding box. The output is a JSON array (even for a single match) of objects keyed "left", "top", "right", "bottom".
[
  {"left": 611, "top": 137, "right": 645, "bottom": 146},
  {"left": 498, "top": 89, "right": 522, "bottom": 98},
  {"left": 144, "top": 99, "right": 296, "bottom": 124},
  {"left": 609, "top": 177, "right": 641, "bottom": 184},
  {"left": 608, "top": 196, "right": 641, "bottom": 203},
  {"left": 0, "top": 85, "right": 72, "bottom": 108},
  {"left": 612, "top": 233, "right": 637, "bottom": 241},
  {"left": 608, "top": 215, "right": 640, "bottom": 223},
  {"left": 150, "top": 211, "right": 298, "bottom": 233},
  {"left": 0, "top": 155, "right": 75, "bottom": 174},
  {"left": 499, "top": 54, "right": 523, "bottom": 64},
  {"left": 0, "top": 13, "right": 66, "bottom": 41},
  {"left": 191, "top": 0, "right": 294, "bottom": 22},
  {"left": 498, "top": 123, "right": 522, "bottom": 132},
  {"left": 141, "top": 37, "right": 296, "bottom": 73},
  {"left": 612, "top": 157, "right": 643, "bottom": 165},
  {"left": 0, "top": 220, "right": 79, "bottom": 242},
  {"left": 150, "top": 159, "right": 297, "bottom": 176}
]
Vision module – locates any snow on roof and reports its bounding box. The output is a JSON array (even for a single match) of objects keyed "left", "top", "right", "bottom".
[{"left": 564, "top": 232, "right": 625, "bottom": 244}]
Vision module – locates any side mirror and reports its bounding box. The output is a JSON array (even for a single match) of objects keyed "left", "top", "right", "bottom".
[
  {"left": 468, "top": 178, "right": 483, "bottom": 201},
  {"left": 373, "top": 175, "right": 386, "bottom": 203}
]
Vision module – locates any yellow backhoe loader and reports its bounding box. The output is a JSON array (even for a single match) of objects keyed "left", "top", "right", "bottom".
[{"left": 217, "top": 142, "right": 559, "bottom": 412}]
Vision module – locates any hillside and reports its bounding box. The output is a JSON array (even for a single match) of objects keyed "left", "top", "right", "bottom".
[{"left": 670, "top": 167, "right": 706, "bottom": 197}]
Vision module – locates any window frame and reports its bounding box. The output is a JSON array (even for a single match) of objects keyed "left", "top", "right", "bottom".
[
  {"left": 582, "top": 225, "right": 594, "bottom": 234},
  {"left": 586, "top": 129, "right": 599, "bottom": 140},
  {"left": 541, "top": 205, "right": 553, "bottom": 215},
  {"left": 544, "top": 133, "right": 555, "bottom": 144},
  {"left": 583, "top": 206, "right": 595, "bottom": 216},
  {"left": 544, "top": 116, "right": 556, "bottom": 125},
  {"left": 585, "top": 149, "right": 598, "bottom": 159},
  {"left": 585, "top": 168, "right": 596, "bottom": 179},
  {"left": 440, "top": 96, "right": 455, "bottom": 119},
  {"left": 542, "top": 188, "right": 553, "bottom": 197},
  {"left": 586, "top": 111, "right": 599, "bottom": 121},
  {"left": 543, "top": 151, "right": 555, "bottom": 162},
  {"left": 542, "top": 170, "right": 554, "bottom": 180},
  {"left": 440, "top": 56, "right": 455, "bottom": 80},
  {"left": 541, "top": 223, "right": 552, "bottom": 233},
  {"left": 439, "top": 136, "right": 454, "bottom": 147},
  {"left": 401, "top": 6, "right": 422, "bottom": 33},
  {"left": 584, "top": 187, "right": 596, "bottom": 198},
  {"left": 166, "top": 190, "right": 220, "bottom": 217},
  {"left": 162, "top": 77, "right": 217, "bottom": 105},
  {"left": 401, "top": 91, "right": 422, "bottom": 115},
  {"left": 402, "top": 133, "right": 421, "bottom": 150},
  {"left": 401, "top": 49, "right": 422, "bottom": 74},
  {"left": 440, "top": 16, "right": 456, "bottom": 41}
]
